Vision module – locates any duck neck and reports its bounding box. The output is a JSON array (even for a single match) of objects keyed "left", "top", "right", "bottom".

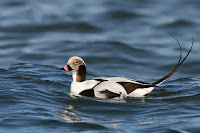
[{"left": 72, "top": 65, "right": 86, "bottom": 82}]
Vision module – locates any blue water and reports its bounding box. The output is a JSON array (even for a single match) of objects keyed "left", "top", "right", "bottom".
[{"left": 0, "top": 0, "right": 200, "bottom": 132}]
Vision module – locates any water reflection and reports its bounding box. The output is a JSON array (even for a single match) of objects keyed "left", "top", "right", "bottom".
[
  {"left": 58, "top": 96, "right": 149, "bottom": 124},
  {"left": 58, "top": 105, "right": 81, "bottom": 122}
]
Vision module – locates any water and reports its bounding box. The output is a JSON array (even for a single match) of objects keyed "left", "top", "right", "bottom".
[{"left": 0, "top": 0, "right": 200, "bottom": 132}]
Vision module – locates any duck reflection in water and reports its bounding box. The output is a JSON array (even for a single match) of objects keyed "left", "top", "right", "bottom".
[{"left": 58, "top": 105, "right": 81, "bottom": 122}]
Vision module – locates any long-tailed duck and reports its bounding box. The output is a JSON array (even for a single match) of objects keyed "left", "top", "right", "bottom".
[{"left": 61, "top": 38, "right": 194, "bottom": 99}]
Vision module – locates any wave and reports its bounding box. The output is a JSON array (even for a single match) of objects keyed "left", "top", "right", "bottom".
[
  {"left": 104, "top": 10, "right": 142, "bottom": 20},
  {"left": 158, "top": 19, "right": 196, "bottom": 28},
  {"left": 0, "top": 21, "right": 100, "bottom": 33}
]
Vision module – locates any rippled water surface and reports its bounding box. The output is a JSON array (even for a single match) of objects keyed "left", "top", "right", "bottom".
[{"left": 1, "top": 0, "right": 200, "bottom": 132}]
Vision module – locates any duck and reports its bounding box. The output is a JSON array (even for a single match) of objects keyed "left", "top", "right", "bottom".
[{"left": 61, "top": 38, "right": 194, "bottom": 99}]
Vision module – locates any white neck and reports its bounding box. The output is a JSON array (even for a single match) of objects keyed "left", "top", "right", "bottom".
[
  {"left": 71, "top": 71, "right": 86, "bottom": 82},
  {"left": 72, "top": 72, "right": 77, "bottom": 82}
]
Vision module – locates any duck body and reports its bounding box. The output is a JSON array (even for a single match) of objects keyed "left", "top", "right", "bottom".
[
  {"left": 70, "top": 77, "right": 154, "bottom": 99},
  {"left": 61, "top": 37, "right": 194, "bottom": 99}
]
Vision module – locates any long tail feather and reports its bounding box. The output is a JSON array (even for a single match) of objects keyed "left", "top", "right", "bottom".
[{"left": 152, "top": 36, "right": 194, "bottom": 86}]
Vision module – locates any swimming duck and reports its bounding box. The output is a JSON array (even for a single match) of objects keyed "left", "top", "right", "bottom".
[{"left": 61, "top": 38, "right": 194, "bottom": 99}]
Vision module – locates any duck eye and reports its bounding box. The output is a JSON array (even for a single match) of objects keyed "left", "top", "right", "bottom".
[{"left": 75, "top": 61, "right": 79, "bottom": 64}]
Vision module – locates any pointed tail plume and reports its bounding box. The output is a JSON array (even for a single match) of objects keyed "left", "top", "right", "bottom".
[{"left": 152, "top": 35, "right": 194, "bottom": 86}]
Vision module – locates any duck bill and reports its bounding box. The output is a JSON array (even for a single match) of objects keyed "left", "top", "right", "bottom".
[{"left": 61, "top": 65, "right": 73, "bottom": 71}]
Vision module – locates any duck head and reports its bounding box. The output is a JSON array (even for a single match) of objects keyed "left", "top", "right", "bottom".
[{"left": 61, "top": 56, "right": 86, "bottom": 82}]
